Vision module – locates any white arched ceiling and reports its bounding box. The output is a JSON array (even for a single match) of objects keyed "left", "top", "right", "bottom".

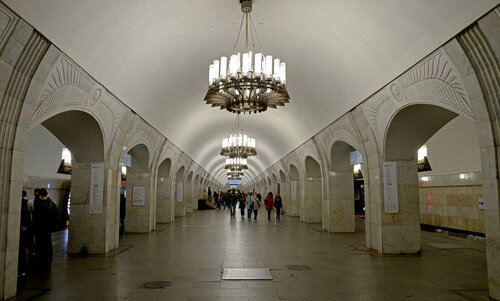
[{"left": 6, "top": 0, "right": 498, "bottom": 183}]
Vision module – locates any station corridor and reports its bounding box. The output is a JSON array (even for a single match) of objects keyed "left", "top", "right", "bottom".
[
  {"left": 16, "top": 210, "right": 488, "bottom": 301},
  {"left": 0, "top": 1, "right": 499, "bottom": 300}
]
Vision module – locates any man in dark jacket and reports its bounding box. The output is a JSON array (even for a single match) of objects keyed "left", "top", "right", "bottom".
[
  {"left": 18, "top": 190, "right": 33, "bottom": 276},
  {"left": 32, "top": 188, "right": 58, "bottom": 273},
  {"left": 274, "top": 193, "right": 283, "bottom": 220}
]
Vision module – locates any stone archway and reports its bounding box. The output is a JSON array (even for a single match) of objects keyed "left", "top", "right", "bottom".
[
  {"left": 33, "top": 110, "right": 106, "bottom": 254},
  {"left": 175, "top": 166, "right": 185, "bottom": 217},
  {"left": 156, "top": 158, "right": 172, "bottom": 223},
  {"left": 279, "top": 170, "right": 289, "bottom": 213},
  {"left": 124, "top": 144, "right": 152, "bottom": 233},
  {"left": 382, "top": 104, "right": 464, "bottom": 254},
  {"left": 328, "top": 140, "right": 363, "bottom": 232},
  {"left": 289, "top": 165, "right": 300, "bottom": 217},
  {"left": 303, "top": 156, "right": 322, "bottom": 223},
  {"left": 186, "top": 171, "right": 193, "bottom": 213}
]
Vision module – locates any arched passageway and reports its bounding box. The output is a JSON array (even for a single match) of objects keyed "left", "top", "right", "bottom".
[
  {"left": 193, "top": 174, "right": 200, "bottom": 210},
  {"left": 382, "top": 104, "right": 467, "bottom": 254},
  {"left": 25, "top": 110, "right": 106, "bottom": 254},
  {"left": 303, "top": 156, "right": 322, "bottom": 223},
  {"left": 175, "top": 166, "right": 185, "bottom": 217},
  {"left": 289, "top": 165, "right": 300, "bottom": 217},
  {"left": 328, "top": 140, "right": 363, "bottom": 232},
  {"left": 124, "top": 144, "right": 153, "bottom": 233},
  {"left": 156, "top": 158, "right": 172, "bottom": 223},
  {"left": 186, "top": 171, "right": 193, "bottom": 213},
  {"left": 279, "top": 170, "right": 289, "bottom": 213}
]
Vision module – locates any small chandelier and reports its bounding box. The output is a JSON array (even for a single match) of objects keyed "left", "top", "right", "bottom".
[
  {"left": 225, "top": 157, "right": 248, "bottom": 170},
  {"left": 221, "top": 114, "right": 257, "bottom": 158},
  {"left": 205, "top": 0, "right": 289, "bottom": 114},
  {"left": 227, "top": 170, "right": 244, "bottom": 178}
]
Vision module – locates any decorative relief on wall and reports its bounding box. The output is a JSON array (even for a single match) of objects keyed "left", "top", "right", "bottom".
[
  {"left": 361, "top": 48, "right": 472, "bottom": 153},
  {"left": 315, "top": 129, "right": 332, "bottom": 162},
  {"left": 37, "top": 57, "right": 94, "bottom": 109},
  {"left": 33, "top": 56, "right": 128, "bottom": 154},
  {"left": 0, "top": 4, "right": 18, "bottom": 52},
  {"left": 398, "top": 50, "right": 472, "bottom": 117},
  {"left": 329, "top": 115, "right": 361, "bottom": 153},
  {"left": 100, "top": 94, "right": 126, "bottom": 134},
  {"left": 90, "top": 85, "right": 102, "bottom": 106},
  {"left": 361, "top": 92, "right": 391, "bottom": 140},
  {"left": 158, "top": 140, "right": 182, "bottom": 173},
  {"left": 125, "top": 117, "right": 164, "bottom": 165},
  {"left": 295, "top": 140, "right": 320, "bottom": 165}
]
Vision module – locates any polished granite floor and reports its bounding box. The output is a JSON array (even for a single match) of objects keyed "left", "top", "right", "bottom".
[{"left": 14, "top": 209, "right": 489, "bottom": 300}]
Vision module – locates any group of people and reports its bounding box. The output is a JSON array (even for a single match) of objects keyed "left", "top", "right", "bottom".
[
  {"left": 214, "top": 191, "right": 283, "bottom": 221},
  {"left": 19, "top": 188, "right": 59, "bottom": 276}
]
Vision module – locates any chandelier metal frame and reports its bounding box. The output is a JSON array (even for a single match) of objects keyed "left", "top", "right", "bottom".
[{"left": 205, "top": 0, "right": 289, "bottom": 114}]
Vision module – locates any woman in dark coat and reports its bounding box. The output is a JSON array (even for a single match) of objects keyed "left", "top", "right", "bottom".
[{"left": 264, "top": 192, "right": 274, "bottom": 221}]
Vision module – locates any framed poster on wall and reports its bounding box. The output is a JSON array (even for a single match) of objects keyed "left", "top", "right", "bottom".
[
  {"left": 383, "top": 161, "right": 399, "bottom": 213},
  {"left": 132, "top": 186, "right": 146, "bottom": 206},
  {"left": 89, "top": 163, "right": 104, "bottom": 214}
]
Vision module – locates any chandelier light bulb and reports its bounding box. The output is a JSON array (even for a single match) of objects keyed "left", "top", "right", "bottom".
[
  {"left": 220, "top": 56, "right": 227, "bottom": 78},
  {"left": 255, "top": 53, "right": 262, "bottom": 74},
  {"left": 273, "top": 58, "right": 280, "bottom": 79}
]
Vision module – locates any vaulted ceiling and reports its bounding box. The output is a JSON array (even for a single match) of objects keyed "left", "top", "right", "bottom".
[{"left": 5, "top": 0, "right": 498, "bottom": 184}]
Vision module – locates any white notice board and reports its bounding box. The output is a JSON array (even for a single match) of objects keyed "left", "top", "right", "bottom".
[
  {"left": 89, "top": 163, "right": 104, "bottom": 214},
  {"left": 383, "top": 161, "right": 399, "bottom": 213},
  {"left": 133, "top": 186, "right": 146, "bottom": 206},
  {"left": 176, "top": 182, "right": 183, "bottom": 202},
  {"left": 350, "top": 151, "right": 362, "bottom": 166},
  {"left": 290, "top": 181, "right": 297, "bottom": 201}
]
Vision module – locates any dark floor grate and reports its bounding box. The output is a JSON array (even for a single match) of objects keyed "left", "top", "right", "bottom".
[
  {"left": 142, "top": 281, "right": 173, "bottom": 289},
  {"left": 287, "top": 265, "right": 311, "bottom": 271}
]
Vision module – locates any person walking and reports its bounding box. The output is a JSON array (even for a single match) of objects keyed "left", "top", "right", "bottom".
[
  {"left": 18, "top": 190, "right": 33, "bottom": 276},
  {"left": 230, "top": 192, "right": 237, "bottom": 218},
  {"left": 246, "top": 192, "right": 253, "bottom": 220},
  {"left": 239, "top": 193, "right": 246, "bottom": 218},
  {"left": 32, "top": 188, "right": 58, "bottom": 273},
  {"left": 222, "top": 192, "right": 227, "bottom": 210},
  {"left": 251, "top": 193, "right": 260, "bottom": 220},
  {"left": 264, "top": 192, "right": 274, "bottom": 221},
  {"left": 274, "top": 193, "right": 283, "bottom": 220}
]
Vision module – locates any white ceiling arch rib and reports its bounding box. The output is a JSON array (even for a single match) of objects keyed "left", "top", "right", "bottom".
[{"left": 6, "top": 0, "right": 498, "bottom": 183}]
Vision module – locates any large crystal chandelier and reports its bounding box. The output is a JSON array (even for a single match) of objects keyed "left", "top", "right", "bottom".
[
  {"left": 204, "top": 0, "right": 289, "bottom": 114},
  {"left": 220, "top": 114, "right": 257, "bottom": 158}
]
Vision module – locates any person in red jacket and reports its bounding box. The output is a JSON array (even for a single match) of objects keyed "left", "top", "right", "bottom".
[{"left": 264, "top": 192, "right": 274, "bottom": 221}]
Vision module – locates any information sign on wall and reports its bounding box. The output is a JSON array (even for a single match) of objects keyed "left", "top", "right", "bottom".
[
  {"left": 132, "top": 186, "right": 146, "bottom": 206},
  {"left": 291, "top": 181, "right": 297, "bottom": 201},
  {"left": 383, "top": 161, "right": 399, "bottom": 213},
  {"left": 228, "top": 180, "right": 242, "bottom": 185},
  {"left": 176, "top": 182, "right": 183, "bottom": 202},
  {"left": 89, "top": 163, "right": 104, "bottom": 214},
  {"left": 350, "top": 151, "right": 362, "bottom": 166},
  {"left": 122, "top": 154, "right": 132, "bottom": 167}
]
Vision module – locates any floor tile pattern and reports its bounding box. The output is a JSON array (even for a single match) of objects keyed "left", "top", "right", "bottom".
[{"left": 13, "top": 210, "right": 489, "bottom": 300}]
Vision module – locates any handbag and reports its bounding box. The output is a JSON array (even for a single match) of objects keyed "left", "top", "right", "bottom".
[{"left": 280, "top": 207, "right": 285, "bottom": 215}]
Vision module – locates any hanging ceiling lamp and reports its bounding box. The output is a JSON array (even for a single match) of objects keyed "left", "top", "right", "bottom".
[
  {"left": 221, "top": 114, "right": 257, "bottom": 158},
  {"left": 227, "top": 170, "right": 244, "bottom": 178},
  {"left": 225, "top": 157, "right": 248, "bottom": 170},
  {"left": 205, "top": 0, "right": 290, "bottom": 114}
]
